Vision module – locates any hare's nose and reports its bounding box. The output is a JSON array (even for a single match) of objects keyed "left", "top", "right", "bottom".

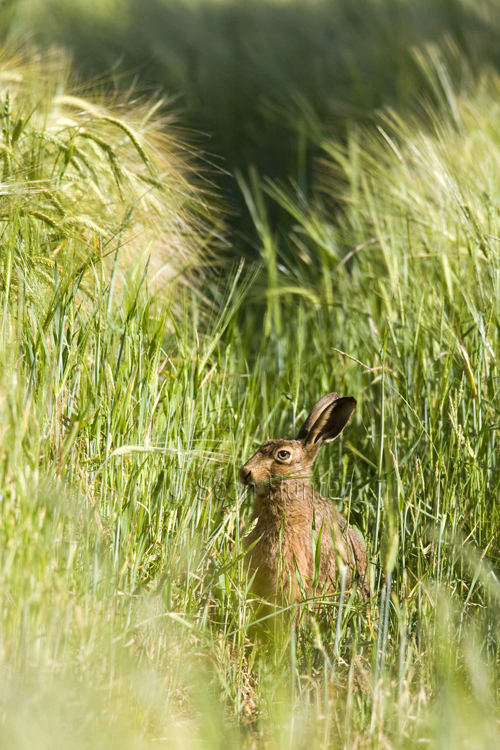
[{"left": 239, "top": 467, "right": 253, "bottom": 485}]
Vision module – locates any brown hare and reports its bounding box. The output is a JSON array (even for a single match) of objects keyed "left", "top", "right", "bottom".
[{"left": 239, "top": 393, "right": 369, "bottom": 609}]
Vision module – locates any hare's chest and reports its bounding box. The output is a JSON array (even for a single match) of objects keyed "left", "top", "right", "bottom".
[{"left": 261, "top": 506, "right": 315, "bottom": 569}]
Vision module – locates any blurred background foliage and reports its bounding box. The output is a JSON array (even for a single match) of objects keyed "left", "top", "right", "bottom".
[{"left": 4, "top": 0, "right": 500, "bottom": 240}]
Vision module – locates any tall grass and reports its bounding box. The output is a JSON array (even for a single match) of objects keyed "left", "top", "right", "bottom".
[
  {"left": 237, "top": 50, "right": 500, "bottom": 744},
  {"left": 0, "top": 39, "right": 499, "bottom": 750}
]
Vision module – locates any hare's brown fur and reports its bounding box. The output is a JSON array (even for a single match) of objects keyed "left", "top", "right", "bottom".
[{"left": 240, "top": 393, "right": 369, "bottom": 605}]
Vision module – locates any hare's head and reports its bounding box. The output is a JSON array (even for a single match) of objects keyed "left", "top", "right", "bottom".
[{"left": 239, "top": 393, "right": 356, "bottom": 487}]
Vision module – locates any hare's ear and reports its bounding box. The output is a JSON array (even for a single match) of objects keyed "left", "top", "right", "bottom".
[{"left": 297, "top": 394, "right": 356, "bottom": 445}]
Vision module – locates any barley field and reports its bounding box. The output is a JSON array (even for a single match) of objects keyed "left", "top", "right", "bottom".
[{"left": 0, "top": 2, "right": 499, "bottom": 748}]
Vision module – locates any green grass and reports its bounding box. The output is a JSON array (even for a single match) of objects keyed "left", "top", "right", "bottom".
[{"left": 0, "top": 39, "right": 499, "bottom": 750}]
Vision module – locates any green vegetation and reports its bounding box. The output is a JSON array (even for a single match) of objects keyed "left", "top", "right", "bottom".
[
  {"left": 0, "top": 10, "right": 499, "bottom": 750},
  {"left": 5, "top": 0, "right": 500, "bottom": 222},
  {"left": 0, "top": 46, "right": 221, "bottom": 299}
]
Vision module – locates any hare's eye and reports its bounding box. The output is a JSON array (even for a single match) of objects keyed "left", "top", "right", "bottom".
[{"left": 277, "top": 450, "right": 291, "bottom": 460}]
